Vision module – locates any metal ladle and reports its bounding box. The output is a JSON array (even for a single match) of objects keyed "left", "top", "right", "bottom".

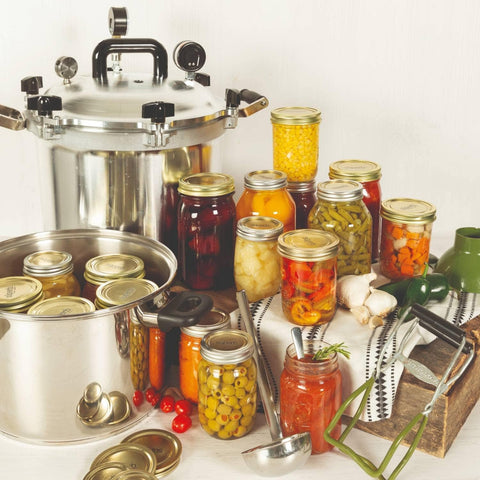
[{"left": 236, "top": 291, "right": 312, "bottom": 477}]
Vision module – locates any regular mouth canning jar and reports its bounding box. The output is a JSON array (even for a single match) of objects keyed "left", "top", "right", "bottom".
[
  {"left": 177, "top": 172, "right": 236, "bottom": 290},
  {"left": 379, "top": 198, "right": 436, "bottom": 280},
  {"left": 271, "top": 107, "right": 321, "bottom": 182},
  {"left": 0, "top": 276, "right": 44, "bottom": 313},
  {"left": 277, "top": 229, "right": 339, "bottom": 326},
  {"left": 236, "top": 170, "right": 296, "bottom": 232},
  {"left": 308, "top": 179, "right": 372, "bottom": 277},
  {"left": 286, "top": 180, "right": 317, "bottom": 230},
  {"left": 329, "top": 160, "right": 382, "bottom": 262}
]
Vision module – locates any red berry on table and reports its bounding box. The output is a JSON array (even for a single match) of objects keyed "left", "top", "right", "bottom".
[
  {"left": 132, "top": 390, "right": 144, "bottom": 407},
  {"left": 151, "top": 392, "right": 161, "bottom": 407},
  {"left": 145, "top": 387, "right": 155, "bottom": 403},
  {"left": 159, "top": 395, "right": 175, "bottom": 413},
  {"left": 172, "top": 413, "right": 192, "bottom": 433},
  {"left": 174, "top": 399, "right": 192, "bottom": 416}
]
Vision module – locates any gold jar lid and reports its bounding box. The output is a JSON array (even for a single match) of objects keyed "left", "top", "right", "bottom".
[
  {"left": 178, "top": 172, "right": 235, "bottom": 197},
  {"left": 112, "top": 470, "right": 159, "bottom": 480},
  {"left": 270, "top": 106, "right": 321, "bottom": 125},
  {"left": 181, "top": 307, "right": 231, "bottom": 338},
  {"left": 277, "top": 229, "right": 339, "bottom": 262},
  {"left": 329, "top": 160, "right": 381, "bottom": 182},
  {"left": 0, "top": 276, "right": 44, "bottom": 312},
  {"left": 200, "top": 329, "right": 254, "bottom": 365},
  {"left": 84, "top": 254, "right": 145, "bottom": 286},
  {"left": 316, "top": 179, "right": 364, "bottom": 202},
  {"left": 380, "top": 198, "right": 437, "bottom": 224},
  {"left": 82, "top": 462, "right": 129, "bottom": 480},
  {"left": 95, "top": 278, "right": 158, "bottom": 309},
  {"left": 244, "top": 169, "right": 288, "bottom": 190},
  {"left": 236, "top": 216, "right": 284, "bottom": 242},
  {"left": 27, "top": 296, "right": 95, "bottom": 315},
  {"left": 23, "top": 250, "right": 74, "bottom": 277}
]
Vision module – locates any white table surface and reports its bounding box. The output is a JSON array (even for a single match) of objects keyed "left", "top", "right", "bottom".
[{"left": 1, "top": 232, "right": 478, "bottom": 479}]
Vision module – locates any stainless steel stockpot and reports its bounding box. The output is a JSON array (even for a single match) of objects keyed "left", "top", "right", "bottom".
[{"left": 0, "top": 228, "right": 211, "bottom": 444}]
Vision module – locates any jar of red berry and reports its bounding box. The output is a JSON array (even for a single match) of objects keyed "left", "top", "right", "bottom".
[{"left": 178, "top": 173, "right": 236, "bottom": 290}]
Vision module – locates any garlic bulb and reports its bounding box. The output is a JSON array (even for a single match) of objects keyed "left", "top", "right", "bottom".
[
  {"left": 364, "top": 288, "right": 397, "bottom": 317},
  {"left": 350, "top": 305, "right": 370, "bottom": 325},
  {"left": 336, "top": 272, "right": 377, "bottom": 309}
]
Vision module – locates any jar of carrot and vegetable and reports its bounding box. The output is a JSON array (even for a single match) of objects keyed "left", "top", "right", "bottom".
[
  {"left": 308, "top": 179, "right": 372, "bottom": 276},
  {"left": 271, "top": 107, "right": 321, "bottom": 182},
  {"left": 277, "top": 229, "right": 339, "bottom": 326},
  {"left": 179, "top": 308, "right": 231, "bottom": 404},
  {"left": 329, "top": 160, "right": 382, "bottom": 261},
  {"left": 280, "top": 340, "right": 342, "bottom": 454},
  {"left": 236, "top": 170, "right": 296, "bottom": 232},
  {"left": 379, "top": 198, "right": 436, "bottom": 280},
  {"left": 287, "top": 180, "right": 317, "bottom": 230}
]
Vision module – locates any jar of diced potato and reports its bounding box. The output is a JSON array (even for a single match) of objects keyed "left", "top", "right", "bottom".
[
  {"left": 198, "top": 330, "right": 257, "bottom": 440},
  {"left": 271, "top": 107, "right": 321, "bottom": 182},
  {"left": 308, "top": 180, "right": 372, "bottom": 277},
  {"left": 234, "top": 216, "right": 284, "bottom": 302}
]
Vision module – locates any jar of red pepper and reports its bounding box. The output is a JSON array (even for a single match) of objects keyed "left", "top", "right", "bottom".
[
  {"left": 286, "top": 180, "right": 316, "bottom": 230},
  {"left": 280, "top": 339, "right": 342, "bottom": 454},
  {"left": 178, "top": 172, "right": 236, "bottom": 290},
  {"left": 277, "top": 229, "right": 339, "bottom": 326},
  {"left": 329, "top": 160, "right": 382, "bottom": 261}
]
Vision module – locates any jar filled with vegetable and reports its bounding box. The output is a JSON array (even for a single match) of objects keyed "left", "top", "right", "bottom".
[
  {"left": 198, "top": 330, "right": 257, "bottom": 439},
  {"left": 23, "top": 250, "right": 81, "bottom": 299},
  {"left": 329, "top": 160, "right": 382, "bottom": 262},
  {"left": 178, "top": 172, "right": 236, "bottom": 290},
  {"left": 179, "top": 308, "right": 231, "bottom": 404},
  {"left": 308, "top": 179, "right": 372, "bottom": 276},
  {"left": 280, "top": 340, "right": 345, "bottom": 454},
  {"left": 0, "top": 276, "right": 44, "bottom": 313},
  {"left": 234, "top": 216, "right": 284, "bottom": 302},
  {"left": 287, "top": 180, "right": 317, "bottom": 229},
  {"left": 236, "top": 170, "right": 296, "bottom": 232},
  {"left": 271, "top": 107, "right": 321, "bottom": 182},
  {"left": 27, "top": 296, "right": 95, "bottom": 315},
  {"left": 379, "top": 198, "right": 436, "bottom": 280},
  {"left": 277, "top": 229, "right": 339, "bottom": 326}
]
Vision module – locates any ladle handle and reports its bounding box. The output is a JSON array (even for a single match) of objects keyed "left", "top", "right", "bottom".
[{"left": 236, "top": 290, "right": 283, "bottom": 441}]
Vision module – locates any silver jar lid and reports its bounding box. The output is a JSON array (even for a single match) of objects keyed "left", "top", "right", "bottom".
[
  {"left": 200, "top": 329, "right": 254, "bottom": 364},
  {"left": 244, "top": 170, "right": 288, "bottom": 190},
  {"left": 84, "top": 254, "right": 145, "bottom": 286},
  {"left": 380, "top": 198, "right": 436, "bottom": 224},
  {"left": 277, "top": 229, "right": 339, "bottom": 262},
  {"left": 287, "top": 180, "right": 316, "bottom": 193},
  {"left": 236, "top": 216, "right": 284, "bottom": 242},
  {"left": 181, "top": 307, "right": 231, "bottom": 338},
  {"left": 270, "top": 107, "right": 321, "bottom": 125},
  {"left": 316, "top": 179, "right": 364, "bottom": 202},
  {"left": 23, "top": 250, "right": 74, "bottom": 277}
]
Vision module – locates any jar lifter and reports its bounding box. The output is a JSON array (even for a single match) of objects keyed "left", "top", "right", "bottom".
[{"left": 324, "top": 303, "right": 475, "bottom": 479}]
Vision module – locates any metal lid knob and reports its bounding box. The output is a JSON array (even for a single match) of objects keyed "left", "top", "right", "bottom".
[
  {"left": 109, "top": 7, "right": 128, "bottom": 36},
  {"left": 55, "top": 56, "right": 78, "bottom": 84},
  {"left": 142, "top": 101, "right": 175, "bottom": 123},
  {"left": 27, "top": 95, "right": 63, "bottom": 116}
]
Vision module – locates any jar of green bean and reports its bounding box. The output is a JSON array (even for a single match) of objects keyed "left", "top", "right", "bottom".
[{"left": 308, "top": 179, "right": 372, "bottom": 276}]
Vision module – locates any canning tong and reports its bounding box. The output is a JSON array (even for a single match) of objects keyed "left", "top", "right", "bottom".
[{"left": 324, "top": 303, "right": 475, "bottom": 480}]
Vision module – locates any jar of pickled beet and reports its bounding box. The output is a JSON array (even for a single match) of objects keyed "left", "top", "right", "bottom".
[
  {"left": 234, "top": 216, "right": 284, "bottom": 302},
  {"left": 280, "top": 339, "right": 342, "bottom": 454},
  {"left": 179, "top": 308, "right": 231, "bottom": 403},
  {"left": 178, "top": 172, "right": 236, "bottom": 290},
  {"left": 198, "top": 329, "right": 257, "bottom": 439},
  {"left": 287, "top": 180, "right": 317, "bottom": 229},
  {"left": 277, "top": 229, "right": 339, "bottom": 326},
  {"left": 236, "top": 170, "right": 296, "bottom": 232},
  {"left": 329, "top": 160, "right": 382, "bottom": 262},
  {"left": 271, "top": 107, "right": 321, "bottom": 182},
  {"left": 308, "top": 179, "right": 372, "bottom": 276},
  {"left": 379, "top": 198, "right": 436, "bottom": 280}
]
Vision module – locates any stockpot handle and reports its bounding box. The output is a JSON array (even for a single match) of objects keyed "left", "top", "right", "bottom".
[{"left": 92, "top": 38, "right": 168, "bottom": 85}]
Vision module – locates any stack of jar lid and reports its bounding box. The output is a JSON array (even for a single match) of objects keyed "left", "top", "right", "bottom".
[{"left": 82, "top": 429, "right": 182, "bottom": 480}]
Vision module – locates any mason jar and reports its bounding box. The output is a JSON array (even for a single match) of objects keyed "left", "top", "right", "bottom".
[
  {"left": 177, "top": 172, "right": 236, "bottom": 290},
  {"left": 379, "top": 198, "right": 436, "bottom": 280},
  {"left": 234, "top": 216, "right": 284, "bottom": 302},
  {"left": 236, "top": 170, "right": 296, "bottom": 232},
  {"left": 27, "top": 296, "right": 95, "bottom": 315},
  {"left": 198, "top": 329, "right": 257, "bottom": 439},
  {"left": 0, "top": 276, "right": 44, "bottom": 313},
  {"left": 287, "top": 180, "right": 317, "bottom": 230},
  {"left": 308, "top": 179, "right": 372, "bottom": 276},
  {"left": 329, "top": 160, "right": 382, "bottom": 262},
  {"left": 277, "top": 229, "right": 339, "bottom": 326}
]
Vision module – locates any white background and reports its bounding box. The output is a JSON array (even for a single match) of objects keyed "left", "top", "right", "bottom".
[{"left": 0, "top": 0, "right": 478, "bottom": 248}]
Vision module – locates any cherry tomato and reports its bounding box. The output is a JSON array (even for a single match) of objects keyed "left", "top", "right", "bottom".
[
  {"left": 151, "top": 392, "right": 161, "bottom": 407},
  {"left": 174, "top": 399, "right": 192, "bottom": 416},
  {"left": 159, "top": 395, "right": 176, "bottom": 413},
  {"left": 172, "top": 413, "right": 192, "bottom": 433},
  {"left": 145, "top": 387, "right": 156, "bottom": 403},
  {"left": 132, "top": 390, "right": 144, "bottom": 407}
]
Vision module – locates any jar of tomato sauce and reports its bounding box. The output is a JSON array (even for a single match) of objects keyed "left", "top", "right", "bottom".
[
  {"left": 329, "top": 160, "right": 382, "bottom": 261},
  {"left": 286, "top": 180, "right": 316, "bottom": 230},
  {"left": 236, "top": 170, "right": 296, "bottom": 232},
  {"left": 280, "top": 339, "right": 342, "bottom": 454},
  {"left": 179, "top": 308, "right": 231, "bottom": 404},
  {"left": 277, "top": 229, "right": 339, "bottom": 326},
  {"left": 178, "top": 172, "right": 236, "bottom": 290},
  {"left": 379, "top": 198, "right": 436, "bottom": 280}
]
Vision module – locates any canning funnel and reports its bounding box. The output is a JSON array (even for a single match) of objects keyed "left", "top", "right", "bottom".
[{"left": 236, "top": 290, "right": 312, "bottom": 477}]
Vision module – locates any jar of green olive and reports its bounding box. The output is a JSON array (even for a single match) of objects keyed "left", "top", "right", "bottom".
[
  {"left": 198, "top": 329, "right": 257, "bottom": 439},
  {"left": 308, "top": 179, "right": 372, "bottom": 276}
]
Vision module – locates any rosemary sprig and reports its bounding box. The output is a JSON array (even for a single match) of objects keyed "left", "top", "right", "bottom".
[{"left": 312, "top": 342, "right": 351, "bottom": 361}]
